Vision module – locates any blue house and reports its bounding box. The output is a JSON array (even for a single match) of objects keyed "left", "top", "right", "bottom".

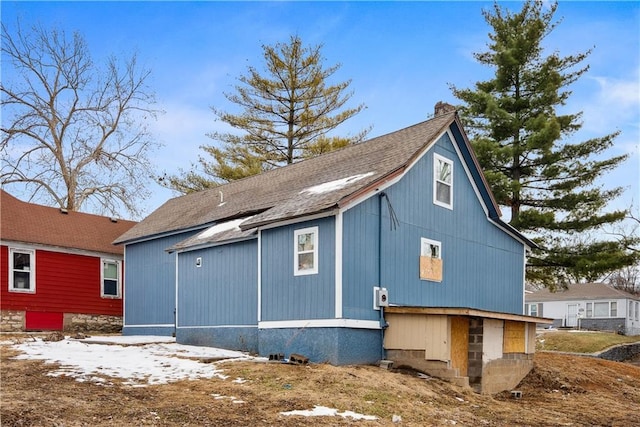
[{"left": 115, "top": 103, "right": 549, "bottom": 393}]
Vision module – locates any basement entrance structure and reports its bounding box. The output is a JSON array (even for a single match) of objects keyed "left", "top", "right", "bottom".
[{"left": 383, "top": 307, "right": 552, "bottom": 394}]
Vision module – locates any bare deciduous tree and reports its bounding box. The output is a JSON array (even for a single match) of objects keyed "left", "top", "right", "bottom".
[{"left": 1, "top": 22, "right": 160, "bottom": 217}]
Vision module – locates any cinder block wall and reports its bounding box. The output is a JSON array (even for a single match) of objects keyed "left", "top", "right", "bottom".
[{"left": 480, "top": 354, "right": 534, "bottom": 395}]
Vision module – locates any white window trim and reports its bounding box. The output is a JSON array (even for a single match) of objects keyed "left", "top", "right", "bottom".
[
  {"left": 420, "top": 237, "right": 441, "bottom": 259},
  {"left": 9, "top": 248, "right": 36, "bottom": 293},
  {"left": 433, "top": 153, "right": 453, "bottom": 210},
  {"left": 294, "top": 227, "right": 319, "bottom": 276},
  {"left": 588, "top": 300, "right": 617, "bottom": 318},
  {"left": 101, "top": 258, "right": 122, "bottom": 299}
]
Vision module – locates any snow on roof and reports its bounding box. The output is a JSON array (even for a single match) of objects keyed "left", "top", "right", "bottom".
[
  {"left": 300, "top": 172, "right": 375, "bottom": 195},
  {"left": 196, "top": 216, "right": 252, "bottom": 240}
]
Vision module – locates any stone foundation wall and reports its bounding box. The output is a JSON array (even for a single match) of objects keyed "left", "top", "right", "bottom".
[
  {"left": 63, "top": 313, "right": 122, "bottom": 333},
  {"left": 1, "top": 310, "right": 25, "bottom": 332},
  {"left": 480, "top": 354, "right": 534, "bottom": 395}
]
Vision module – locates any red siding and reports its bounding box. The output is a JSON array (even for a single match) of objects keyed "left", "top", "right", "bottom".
[
  {"left": 26, "top": 312, "right": 64, "bottom": 330},
  {"left": 1, "top": 245, "right": 123, "bottom": 317}
]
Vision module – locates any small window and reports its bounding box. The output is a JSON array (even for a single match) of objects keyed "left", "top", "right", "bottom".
[
  {"left": 102, "top": 259, "right": 121, "bottom": 298},
  {"left": 419, "top": 237, "right": 442, "bottom": 282},
  {"left": 433, "top": 154, "right": 453, "bottom": 209},
  {"left": 421, "top": 238, "right": 441, "bottom": 259},
  {"left": 586, "top": 302, "right": 593, "bottom": 318},
  {"left": 294, "top": 227, "right": 318, "bottom": 276},
  {"left": 529, "top": 303, "right": 538, "bottom": 317},
  {"left": 636, "top": 302, "right": 639, "bottom": 321},
  {"left": 9, "top": 248, "right": 35, "bottom": 292},
  {"left": 630, "top": 301, "right": 634, "bottom": 320},
  {"left": 610, "top": 301, "right": 617, "bottom": 317}
]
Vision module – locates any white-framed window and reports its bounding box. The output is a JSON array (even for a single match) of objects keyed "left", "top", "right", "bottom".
[
  {"left": 630, "top": 301, "right": 634, "bottom": 320},
  {"left": 636, "top": 301, "right": 639, "bottom": 321},
  {"left": 101, "top": 259, "right": 121, "bottom": 298},
  {"left": 610, "top": 301, "right": 617, "bottom": 317},
  {"left": 294, "top": 227, "right": 318, "bottom": 276},
  {"left": 419, "top": 237, "right": 442, "bottom": 282},
  {"left": 9, "top": 248, "right": 35, "bottom": 293},
  {"left": 588, "top": 301, "right": 617, "bottom": 318},
  {"left": 433, "top": 153, "right": 453, "bottom": 209},
  {"left": 528, "top": 303, "right": 538, "bottom": 317},
  {"left": 421, "top": 238, "right": 441, "bottom": 259}
]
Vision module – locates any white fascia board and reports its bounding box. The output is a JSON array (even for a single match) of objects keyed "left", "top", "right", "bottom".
[
  {"left": 176, "top": 324, "right": 258, "bottom": 329},
  {"left": 255, "top": 210, "right": 338, "bottom": 231},
  {"left": 122, "top": 323, "right": 175, "bottom": 328},
  {"left": 174, "top": 235, "right": 257, "bottom": 254},
  {"left": 258, "top": 318, "right": 381, "bottom": 330}
]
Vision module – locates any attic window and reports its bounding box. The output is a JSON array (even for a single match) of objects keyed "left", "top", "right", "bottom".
[
  {"left": 433, "top": 154, "right": 453, "bottom": 209},
  {"left": 294, "top": 227, "right": 318, "bottom": 276}
]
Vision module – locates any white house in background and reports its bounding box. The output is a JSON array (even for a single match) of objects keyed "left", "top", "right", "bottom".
[{"left": 525, "top": 282, "right": 640, "bottom": 336}]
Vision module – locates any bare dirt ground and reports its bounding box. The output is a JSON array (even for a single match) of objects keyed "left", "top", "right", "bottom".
[{"left": 1, "top": 344, "right": 639, "bottom": 426}]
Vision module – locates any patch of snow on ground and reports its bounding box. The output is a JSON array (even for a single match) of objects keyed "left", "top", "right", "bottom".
[
  {"left": 301, "top": 172, "right": 375, "bottom": 195},
  {"left": 281, "top": 405, "right": 377, "bottom": 420},
  {"left": 11, "top": 335, "right": 252, "bottom": 386}
]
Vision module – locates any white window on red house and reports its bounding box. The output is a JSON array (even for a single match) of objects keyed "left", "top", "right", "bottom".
[
  {"left": 9, "top": 248, "right": 35, "bottom": 292},
  {"left": 294, "top": 227, "right": 318, "bottom": 276},
  {"left": 433, "top": 153, "right": 453, "bottom": 209},
  {"left": 102, "top": 259, "right": 121, "bottom": 298}
]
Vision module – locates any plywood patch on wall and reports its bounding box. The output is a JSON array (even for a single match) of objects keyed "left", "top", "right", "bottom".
[
  {"left": 420, "top": 256, "right": 442, "bottom": 281},
  {"left": 450, "top": 316, "right": 469, "bottom": 377},
  {"left": 503, "top": 320, "right": 525, "bottom": 353}
]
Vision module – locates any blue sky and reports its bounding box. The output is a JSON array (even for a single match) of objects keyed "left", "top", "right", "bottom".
[{"left": 2, "top": 1, "right": 639, "bottom": 220}]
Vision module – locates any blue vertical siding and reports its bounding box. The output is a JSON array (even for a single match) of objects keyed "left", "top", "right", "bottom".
[
  {"left": 342, "top": 131, "right": 525, "bottom": 316},
  {"left": 342, "top": 196, "right": 381, "bottom": 321},
  {"left": 261, "top": 217, "right": 335, "bottom": 321},
  {"left": 177, "top": 239, "right": 257, "bottom": 327},
  {"left": 259, "top": 327, "right": 382, "bottom": 365},
  {"left": 123, "top": 231, "right": 197, "bottom": 335}
]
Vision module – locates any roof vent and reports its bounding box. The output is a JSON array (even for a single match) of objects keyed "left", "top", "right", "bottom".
[
  {"left": 110, "top": 217, "right": 118, "bottom": 223},
  {"left": 60, "top": 208, "right": 68, "bottom": 214},
  {"left": 434, "top": 101, "right": 456, "bottom": 116}
]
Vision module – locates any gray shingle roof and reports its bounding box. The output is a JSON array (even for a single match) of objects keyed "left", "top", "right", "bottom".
[
  {"left": 115, "top": 111, "right": 457, "bottom": 245},
  {"left": 526, "top": 282, "right": 640, "bottom": 302}
]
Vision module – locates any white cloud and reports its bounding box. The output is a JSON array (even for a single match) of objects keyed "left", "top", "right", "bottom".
[{"left": 580, "top": 70, "right": 640, "bottom": 135}]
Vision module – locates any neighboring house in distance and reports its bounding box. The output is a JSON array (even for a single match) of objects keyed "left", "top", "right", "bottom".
[
  {"left": 115, "top": 102, "right": 550, "bottom": 394},
  {"left": 0, "top": 190, "right": 137, "bottom": 333},
  {"left": 526, "top": 282, "right": 640, "bottom": 335}
]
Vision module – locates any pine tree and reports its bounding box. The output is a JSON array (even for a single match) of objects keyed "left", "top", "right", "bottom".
[
  {"left": 451, "top": 0, "right": 638, "bottom": 287},
  {"left": 162, "top": 35, "right": 367, "bottom": 192}
]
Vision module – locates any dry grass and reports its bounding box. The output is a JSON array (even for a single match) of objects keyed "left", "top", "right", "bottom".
[
  {"left": 537, "top": 330, "right": 640, "bottom": 353},
  {"left": 2, "top": 338, "right": 640, "bottom": 426}
]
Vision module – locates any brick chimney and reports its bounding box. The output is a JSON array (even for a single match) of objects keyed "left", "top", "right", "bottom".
[{"left": 434, "top": 101, "right": 456, "bottom": 116}]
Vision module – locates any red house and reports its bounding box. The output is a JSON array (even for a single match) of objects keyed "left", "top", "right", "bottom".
[{"left": 1, "top": 190, "right": 136, "bottom": 332}]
